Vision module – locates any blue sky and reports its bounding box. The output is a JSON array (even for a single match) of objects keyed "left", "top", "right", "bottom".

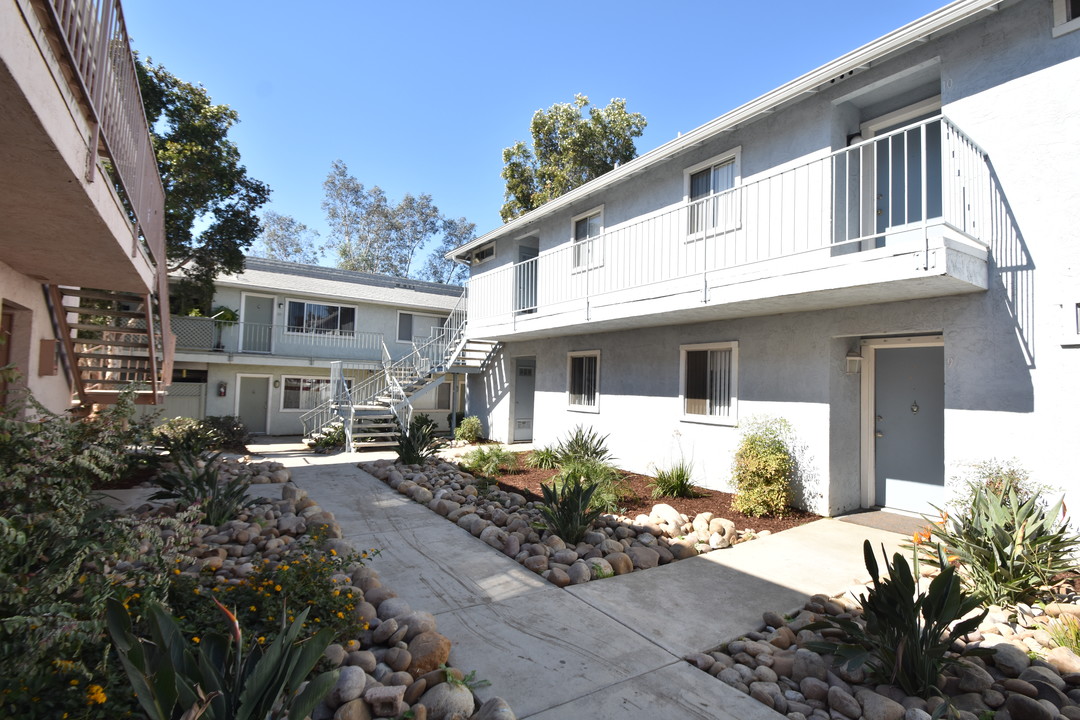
[{"left": 124, "top": 0, "right": 947, "bottom": 257}]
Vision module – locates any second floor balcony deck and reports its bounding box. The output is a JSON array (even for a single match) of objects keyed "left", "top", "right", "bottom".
[
  {"left": 172, "top": 316, "right": 385, "bottom": 364},
  {"left": 466, "top": 116, "right": 994, "bottom": 341}
]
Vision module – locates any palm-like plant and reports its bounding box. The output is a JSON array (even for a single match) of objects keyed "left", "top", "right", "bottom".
[{"left": 537, "top": 477, "right": 603, "bottom": 545}]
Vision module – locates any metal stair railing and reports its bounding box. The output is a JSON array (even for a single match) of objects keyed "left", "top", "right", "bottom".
[
  {"left": 330, "top": 361, "right": 354, "bottom": 452},
  {"left": 299, "top": 286, "right": 470, "bottom": 442}
]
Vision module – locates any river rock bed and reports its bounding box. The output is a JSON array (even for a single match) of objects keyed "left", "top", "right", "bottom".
[
  {"left": 686, "top": 591, "right": 1080, "bottom": 720},
  {"left": 125, "top": 465, "right": 516, "bottom": 720},
  {"left": 360, "top": 457, "right": 770, "bottom": 586}
]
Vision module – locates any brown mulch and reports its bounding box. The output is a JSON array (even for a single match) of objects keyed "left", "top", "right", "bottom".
[{"left": 495, "top": 453, "right": 820, "bottom": 535}]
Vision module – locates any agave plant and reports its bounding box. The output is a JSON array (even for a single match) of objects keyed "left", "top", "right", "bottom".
[
  {"left": 807, "top": 540, "right": 986, "bottom": 696},
  {"left": 150, "top": 451, "right": 251, "bottom": 526},
  {"left": 107, "top": 598, "right": 338, "bottom": 720},
  {"left": 396, "top": 417, "right": 444, "bottom": 464},
  {"left": 556, "top": 425, "right": 613, "bottom": 464},
  {"left": 537, "top": 477, "right": 603, "bottom": 545}
]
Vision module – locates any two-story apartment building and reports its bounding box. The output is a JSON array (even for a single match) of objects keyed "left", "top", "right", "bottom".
[
  {"left": 167, "top": 257, "right": 465, "bottom": 436},
  {"left": 1, "top": 0, "right": 172, "bottom": 415},
  {"left": 451, "top": 0, "right": 1080, "bottom": 518}
]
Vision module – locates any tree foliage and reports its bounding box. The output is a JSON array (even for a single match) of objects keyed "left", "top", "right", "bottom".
[
  {"left": 137, "top": 58, "right": 270, "bottom": 312},
  {"left": 322, "top": 160, "right": 473, "bottom": 282},
  {"left": 250, "top": 211, "right": 323, "bottom": 265},
  {"left": 500, "top": 94, "right": 647, "bottom": 222}
]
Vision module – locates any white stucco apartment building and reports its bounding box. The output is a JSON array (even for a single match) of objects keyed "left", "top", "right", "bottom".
[
  {"left": 166, "top": 258, "right": 466, "bottom": 436},
  {"left": 449, "top": 0, "right": 1080, "bottom": 518}
]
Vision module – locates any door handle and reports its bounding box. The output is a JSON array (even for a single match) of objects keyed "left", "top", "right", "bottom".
[{"left": 875, "top": 430, "right": 884, "bottom": 438}]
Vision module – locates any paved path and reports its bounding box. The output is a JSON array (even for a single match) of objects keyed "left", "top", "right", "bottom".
[{"left": 235, "top": 440, "right": 907, "bottom": 720}]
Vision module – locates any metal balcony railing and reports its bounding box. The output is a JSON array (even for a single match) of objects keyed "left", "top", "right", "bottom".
[
  {"left": 171, "top": 316, "right": 385, "bottom": 361},
  {"left": 41, "top": 0, "right": 166, "bottom": 271},
  {"left": 468, "top": 116, "right": 990, "bottom": 326}
]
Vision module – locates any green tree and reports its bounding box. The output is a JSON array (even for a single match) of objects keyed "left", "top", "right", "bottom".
[
  {"left": 323, "top": 160, "right": 470, "bottom": 282},
  {"left": 500, "top": 94, "right": 646, "bottom": 222},
  {"left": 420, "top": 216, "right": 475, "bottom": 285},
  {"left": 137, "top": 58, "right": 270, "bottom": 312},
  {"left": 251, "top": 210, "right": 323, "bottom": 265}
]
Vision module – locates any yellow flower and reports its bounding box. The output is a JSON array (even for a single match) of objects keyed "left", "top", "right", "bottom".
[
  {"left": 275, "top": 585, "right": 282, "bottom": 592},
  {"left": 86, "top": 684, "right": 107, "bottom": 705},
  {"left": 192, "top": 636, "right": 201, "bottom": 644},
  {"left": 336, "top": 612, "right": 344, "bottom": 619},
  {"left": 249, "top": 605, "right": 257, "bottom": 612},
  {"left": 69, "top": 679, "right": 80, "bottom": 686},
  {"left": 258, "top": 636, "right": 266, "bottom": 644},
  {"left": 329, "top": 549, "right": 337, "bottom": 556}
]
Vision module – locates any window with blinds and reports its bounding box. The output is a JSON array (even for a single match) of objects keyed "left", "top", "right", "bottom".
[
  {"left": 687, "top": 151, "right": 740, "bottom": 237},
  {"left": 568, "top": 351, "right": 599, "bottom": 410},
  {"left": 681, "top": 342, "right": 737, "bottom": 423}
]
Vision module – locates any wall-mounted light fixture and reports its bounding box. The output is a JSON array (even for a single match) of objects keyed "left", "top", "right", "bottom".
[
  {"left": 278, "top": 302, "right": 284, "bottom": 309},
  {"left": 273, "top": 379, "right": 281, "bottom": 388},
  {"left": 845, "top": 349, "right": 863, "bottom": 375}
]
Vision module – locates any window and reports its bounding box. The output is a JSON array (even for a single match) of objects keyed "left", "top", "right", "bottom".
[
  {"left": 567, "top": 351, "right": 599, "bottom": 411},
  {"left": 1053, "top": 0, "right": 1080, "bottom": 36},
  {"left": 397, "top": 312, "right": 446, "bottom": 343},
  {"left": 680, "top": 342, "right": 737, "bottom": 424},
  {"left": 686, "top": 150, "right": 741, "bottom": 236},
  {"left": 571, "top": 207, "right": 603, "bottom": 270},
  {"left": 436, "top": 382, "right": 451, "bottom": 410},
  {"left": 281, "top": 376, "right": 332, "bottom": 411},
  {"left": 397, "top": 313, "right": 413, "bottom": 343},
  {"left": 471, "top": 243, "right": 495, "bottom": 265},
  {"left": 286, "top": 300, "right": 355, "bottom": 335}
]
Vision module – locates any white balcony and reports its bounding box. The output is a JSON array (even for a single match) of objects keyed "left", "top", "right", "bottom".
[
  {"left": 467, "top": 116, "right": 991, "bottom": 341},
  {"left": 171, "top": 316, "right": 385, "bottom": 364}
]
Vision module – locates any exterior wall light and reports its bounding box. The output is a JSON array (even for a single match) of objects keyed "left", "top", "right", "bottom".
[{"left": 845, "top": 349, "right": 863, "bottom": 375}]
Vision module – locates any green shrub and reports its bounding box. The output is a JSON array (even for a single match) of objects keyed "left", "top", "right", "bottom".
[
  {"left": 200, "top": 415, "right": 251, "bottom": 453},
  {"left": 948, "top": 458, "right": 1054, "bottom": 512},
  {"left": 108, "top": 598, "right": 337, "bottom": 720},
  {"left": 525, "top": 445, "right": 560, "bottom": 469},
  {"left": 151, "top": 450, "right": 251, "bottom": 526},
  {"left": 397, "top": 417, "right": 444, "bottom": 464},
  {"left": 731, "top": 417, "right": 794, "bottom": 517},
  {"left": 650, "top": 458, "right": 698, "bottom": 498},
  {"left": 462, "top": 444, "right": 514, "bottom": 478},
  {"left": 808, "top": 540, "right": 986, "bottom": 696},
  {"left": 154, "top": 416, "right": 251, "bottom": 455},
  {"left": 556, "top": 425, "right": 613, "bottom": 464},
  {"left": 0, "top": 387, "right": 180, "bottom": 718},
  {"left": 538, "top": 477, "right": 603, "bottom": 545},
  {"left": 155, "top": 416, "right": 217, "bottom": 455},
  {"left": 454, "top": 415, "right": 483, "bottom": 444},
  {"left": 914, "top": 478, "right": 1079, "bottom": 607},
  {"left": 311, "top": 419, "right": 347, "bottom": 451},
  {"left": 413, "top": 413, "right": 437, "bottom": 433},
  {"left": 556, "top": 458, "right": 626, "bottom": 514},
  {"left": 167, "top": 535, "right": 378, "bottom": 650}
]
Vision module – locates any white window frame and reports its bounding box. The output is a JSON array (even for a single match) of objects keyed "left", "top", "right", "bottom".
[
  {"left": 570, "top": 206, "right": 604, "bottom": 272},
  {"left": 284, "top": 298, "right": 359, "bottom": 336},
  {"left": 684, "top": 147, "right": 742, "bottom": 240},
  {"left": 471, "top": 242, "right": 496, "bottom": 266},
  {"left": 396, "top": 310, "right": 447, "bottom": 344},
  {"left": 566, "top": 350, "right": 600, "bottom": 412},
  {"left": 279, "top": 375, "right": 335, "bottom": 413},
  {"left": 1053, "top": 0, "right": 1080, "bottom": 37},
  {"left": 679, "top": 341, "right": 738, "bottom": 425}
]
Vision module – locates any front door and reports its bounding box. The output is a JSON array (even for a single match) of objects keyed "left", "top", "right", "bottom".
[
  {"left": 873, "top": 345, "right": 945, "bottom": 513},
  {"left": 241, "top": 294, "right": 273, "bottom": 352},
  {"left": 237, "top": 375, "right": 269, "bottom": 434},
  {"left": 512, "top": 357, "right": 535, "bottom": 442}
]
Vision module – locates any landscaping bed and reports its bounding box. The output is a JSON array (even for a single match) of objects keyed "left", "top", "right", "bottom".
[{"left": 495, "top": 452, "right": 819, "bottom": 536}]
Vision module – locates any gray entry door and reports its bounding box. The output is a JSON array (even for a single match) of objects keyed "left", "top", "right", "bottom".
[
  {"left": 242, "top": 295, "right": 273, "bottom": 352},
  {"left": 874, "top": 346, "right": 944, "bottom": 513},
  {"left": 513, "top": 357, "right": 535, "bottom": 442},
  {"left": 238, "top": 376, "right": 269, "bottom": 434}
]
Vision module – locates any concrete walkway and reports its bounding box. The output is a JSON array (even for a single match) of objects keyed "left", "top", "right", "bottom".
[{"left": 227, "top": 439, "right": 907, "bottom": 720}]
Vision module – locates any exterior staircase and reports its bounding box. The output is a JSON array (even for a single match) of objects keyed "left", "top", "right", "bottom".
[
  {"left": 46, "top": 285, "right": 173, "bottom": 408},
  {"left": 301, "top": 290, "right": 501, "bottom": 452}
]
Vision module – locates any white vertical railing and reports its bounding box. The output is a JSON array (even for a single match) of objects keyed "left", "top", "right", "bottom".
[{"left": 468, "top": 116, "right": 989, "bottom": 327}]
